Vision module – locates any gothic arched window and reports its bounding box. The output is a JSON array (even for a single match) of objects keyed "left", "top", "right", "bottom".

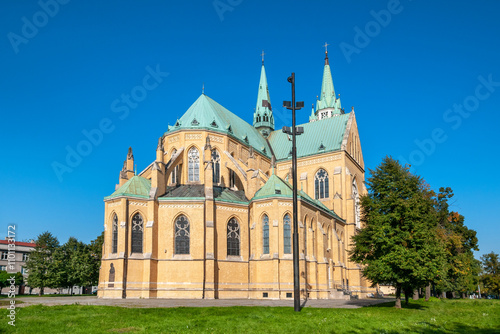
[
  {"left": 315, "top": 169, "right": 329, "bottom": 200},
  {"left": 174, "top": 215, "right": 190, "bottom": 254},
  {"left": 131, "top": 213, "right": 143, "bottom": 253},
  {"left": 284, "top": 214, "right": 291, "bottom": 254},
  {"left": 227, "top": 218, "right": 240, "bottom": 256},
  {"left": 262, "top": 215, "right": 269, "bottom": 254},
  {"left": 112, "top": 214, "right": 118, "bottom": 254},
  {"left": 211, "top": 149, "right": 220, "bottom": 184},
  {"left": 353, "top": 180, "right": 360, "bottom": 228},
  {"left": 188, "top": 147, "right": 200, "bottom": 182}
]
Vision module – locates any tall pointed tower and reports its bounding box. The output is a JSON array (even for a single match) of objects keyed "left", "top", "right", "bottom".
[
  {"left": 311, "top": 47, "right": 344, "bottom": 122},
  {"left": 253, "top": 53, "right": 274, "bottom": 137}
]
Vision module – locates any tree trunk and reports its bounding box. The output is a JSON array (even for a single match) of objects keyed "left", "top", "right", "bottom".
[
  {"left": 461, "top": 292, "right": 466, "bottom": 299},
  {"left": 395, "top": 284, "right": 402, "bottom": 309},
  {"left": 441, "top": 291, "right": 446, "bottom": 299},
  {"left": 404, "top": 288, "right": 410, "bottom": 305},
  {"left": 70, "top": 286, "right": 73, "bottom": 295},
  {"left": 413, "top": 289, "right": 419, "bottom": 300},
  {"left": 38, "top": 287, "right": 43, "bottom": 297},
  {"left": 425, "top": 284, "right": 431, "bottom": 301}
]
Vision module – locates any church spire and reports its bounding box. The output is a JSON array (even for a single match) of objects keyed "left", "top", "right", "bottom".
[
  {"left": 253, "top": 52, "right": 274, "bottom": 137},
  {"left": 314, "top": 43, "right": 342, "bottom": 120}
]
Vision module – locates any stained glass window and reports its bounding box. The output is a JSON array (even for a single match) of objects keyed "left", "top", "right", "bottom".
[
  {"left": 175, "top": 215, "right": 190, "bottom": 254},
  {"left": 262, "top": 215, "right": 269, "bottom": 254},
  {"left": 188, "top": 147, "right": 200, "bottom": 182},
  {"left": 112, "top": 214, "right": 118, "bottom": 254},
  {"left": 227, "top": 218, "right": 240, "bottom": 256},
  {"left": 211, "top": 149, "right": 220, "bottom": 184},
  {"left": 284, "top": 214, "right": 291, "bottom": 254},
  {"left": 315, "top": 169, "right": 329, "bottom": 200},
  {"left": 131, "top": 213, "right": 143, "bottom": 253}
]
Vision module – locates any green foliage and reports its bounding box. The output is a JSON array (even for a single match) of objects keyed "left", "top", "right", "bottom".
[
  {"left": 0, "top": 271, "right": 23, "bottom": 288},
  {"left": 349, "top": 156, "right": 444, "bottom": 306},
  {"left": 481, "top": 252, "right": 500, "bottom": 297},
  {"left": 0, "top": 299, "right": 498, "bottom": 333},
  {"left": 26, "top": 231, "right": 103, "bottom": 293},
  {"left": 53, "top": 237, "right": 86, "bottom": 290},
  {"left": 25, "top": 232, "right": 60, "bottom": 294},
  {"left": 433, "top": 188, "right": 480, "bottom": 295}
]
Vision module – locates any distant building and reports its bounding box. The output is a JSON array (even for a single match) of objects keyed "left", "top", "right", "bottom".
[
  {"left": 0, "top": 239, "right": 34, "bottom": 277},
  {"left": 0, "top": 239, "right": 35, "bottom": 294},
  {"left": 98, "top": 51, "right": 374, "bottom": 299}
]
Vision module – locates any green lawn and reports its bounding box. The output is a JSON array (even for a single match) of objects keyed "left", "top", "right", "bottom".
[{"left": 0, "top": 299, "right": 498, "bottom": 333}]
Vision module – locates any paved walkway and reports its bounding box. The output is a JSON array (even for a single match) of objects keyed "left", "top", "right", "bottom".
[{"left": 10, "top": 296, "right": 393, "bottom": 309}]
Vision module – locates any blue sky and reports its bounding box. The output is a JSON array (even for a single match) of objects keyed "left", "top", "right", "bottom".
[{"left": 0, "top": 1, "right": 499, "bottom": 258}]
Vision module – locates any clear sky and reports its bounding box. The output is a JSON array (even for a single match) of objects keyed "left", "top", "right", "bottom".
[{"left": 1, "top": 1, "right": 499, "bottom": 258}]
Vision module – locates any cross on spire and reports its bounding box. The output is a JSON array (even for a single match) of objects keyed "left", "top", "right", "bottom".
[
  {"left": 261, "top": 50, "right": 265, "bottom": 64},
  {"left": 323, "top": 42, "right": 330, "bottom": 65},
  {"left": 323, "top": 42, "right": 329, "bottom": 53}
]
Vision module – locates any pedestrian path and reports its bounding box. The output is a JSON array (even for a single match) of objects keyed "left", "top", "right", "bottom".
[{"left": 9, "top": 296, "right": 393, "bottom": 309}]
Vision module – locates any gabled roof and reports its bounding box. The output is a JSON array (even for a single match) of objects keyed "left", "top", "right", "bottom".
[
  {"left": 253, "top": 174, "right": 293, "bottom": 199},
  {"left": 166, "top": 94, "right": 272, "bottom": 157},
  {"left": 105, "top": 176, "right": 151, "bottom": 200},
  {"left": 267, "top": 113, "right": 350, "bottom": 161},
  {"left": 252, "top": 173, "right": 344, "bottom": 221}
]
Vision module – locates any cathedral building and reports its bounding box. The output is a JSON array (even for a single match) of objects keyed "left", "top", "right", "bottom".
[{"left": 98, "top": 51, "right": 373, "bottom": 299}]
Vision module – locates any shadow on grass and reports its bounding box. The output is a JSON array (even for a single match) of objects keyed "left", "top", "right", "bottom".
[
  {"left": 347, "top": 322, "right": 499, "bottom": 334},
  {"left": 367, "top": 300, "right": 427, "bottom": 310}
]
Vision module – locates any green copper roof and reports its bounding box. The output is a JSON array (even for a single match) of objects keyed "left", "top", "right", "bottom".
[
  {"left": 253, "top": 174, "right": 344, "bottom": 221},
  {"left": 105, "top": 176, "right": 151, "bottom": 200},
  {"left": 253, "top": 64, "right": 274, "bottom": 134},
  {"left": 214, "top": 186, "right": 249, "bottom": 204},
  {"left": 253, "top": 174, "right": 294, "bottom": 200},
  {"left": 167, "top": 94, "right": 272, "bottom": 157},
  {"left": 267, "top": 113, "right": 350, "bottom": 161},
  {"left": 297, "top": 189, "right": 343, "bottom": 222},
  {"left": 316, "top": 52, "right": 342, "bottom": 114}
]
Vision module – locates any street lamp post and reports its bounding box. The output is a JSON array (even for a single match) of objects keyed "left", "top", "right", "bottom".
[{"left": 283, "top": 72, "right": 304, "bottom": 312}]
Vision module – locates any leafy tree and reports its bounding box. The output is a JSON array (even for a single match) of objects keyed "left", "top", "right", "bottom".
[
  {"left": 349, "top": 157, "right": 444, "bottom": 308},
  {"left": 25, "top": 232, "right": 60, "bottom": 295},
  {"left": 66, "top": 232, "right": 104, "bottom": 289},
  {"left": 481, "top": 252, "right": 500, "bottom": 297},
  {"left": 53, "top": 237, "right": 85, "bottom": 294},
  {"left": 433, "top": 188, "right": 480, "bottom": 298},
  {"left": 0, "top": 271, "right": 24, "bottom": 289},
  {"left": 87, "top": 232, "right": 104, "bottom": 285}
]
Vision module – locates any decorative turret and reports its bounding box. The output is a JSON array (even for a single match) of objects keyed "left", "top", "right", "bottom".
[
  {"left": 253, "top": 52, "right": 274, "bottom": 138},
  {"left": 151, "top": 138, "right": 166, "bottom": 199},
  {"left": 314, "top": 44, "right": 344, "bottom": 121},
  {"left": 156, "top": 136, "right": 164, "bottom": 162},
  {"left": 126, "top": 147, "right": 135, "bottom": 179},
  {"left": 117, "top": 147, "right": 135, "bottom": 188}
]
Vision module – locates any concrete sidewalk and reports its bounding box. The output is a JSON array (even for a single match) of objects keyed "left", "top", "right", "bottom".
[{"left": 10, "top": 296, "right": 393, "bottom": 309}]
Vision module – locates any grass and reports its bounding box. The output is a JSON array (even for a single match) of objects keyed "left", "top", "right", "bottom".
[
  {"left": 0, "top": 299, "right": 498, "bottom": 333},
  {"left": 0, "top": 299, "right": 22, "bottom": 307}
]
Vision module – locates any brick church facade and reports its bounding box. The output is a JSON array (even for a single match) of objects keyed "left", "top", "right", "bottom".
[{"left": 98, "top": 51, "right": 374, "bottom": 299}]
